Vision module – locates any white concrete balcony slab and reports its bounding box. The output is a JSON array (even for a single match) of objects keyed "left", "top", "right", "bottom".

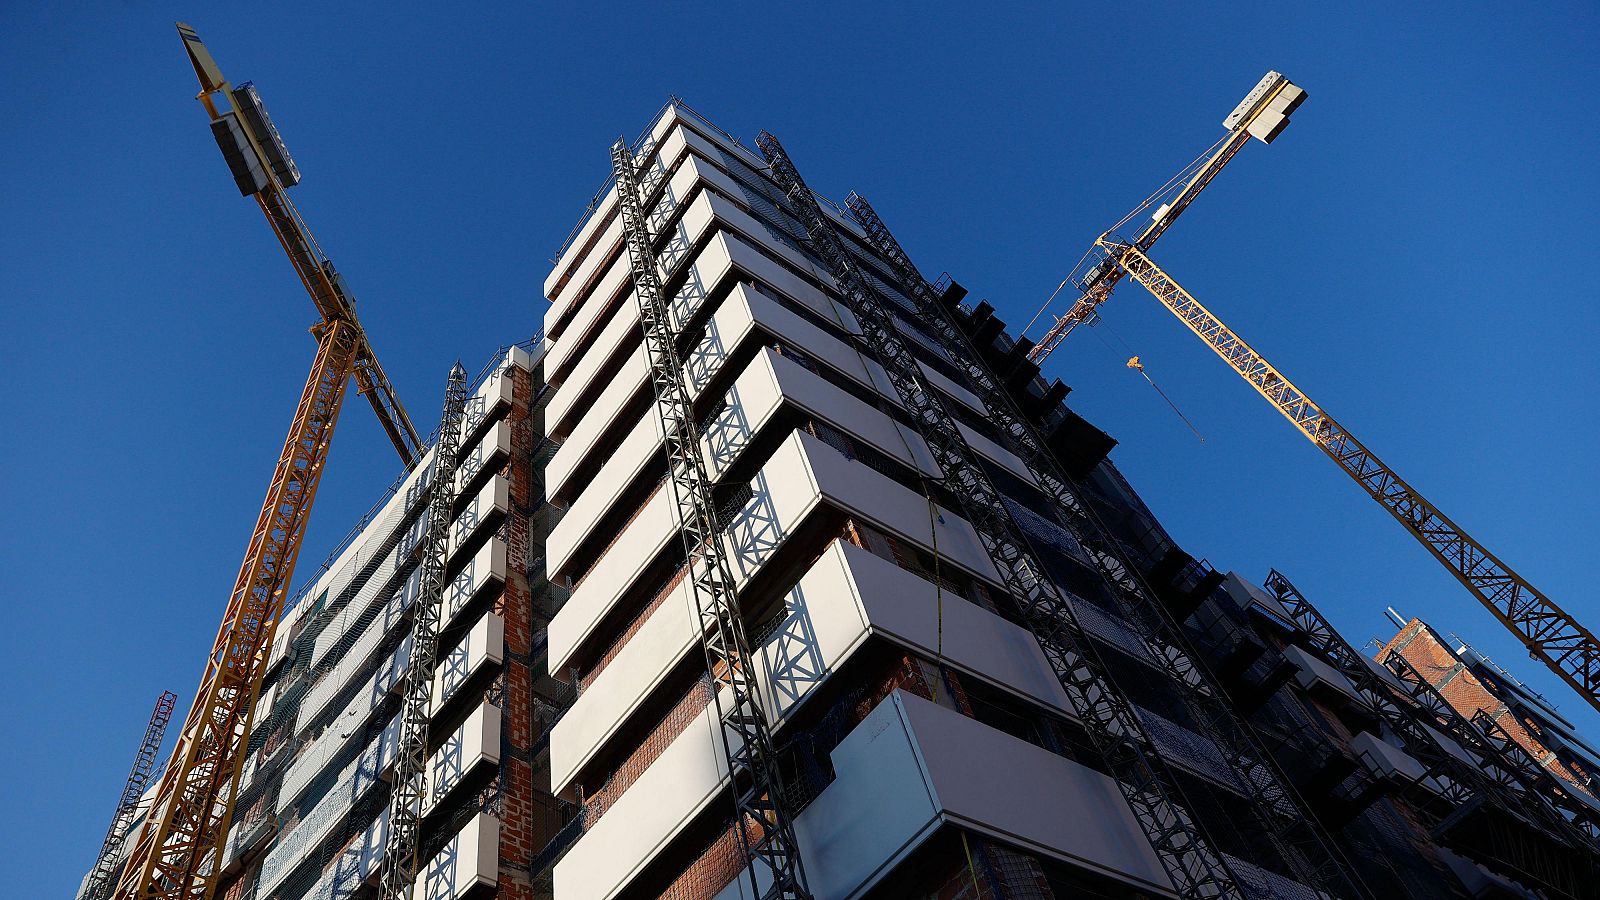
[
  {"left": 433, "top": 613, "right": 505, "bottom": 708},
  {"left": 299, "top": 595, "right": 414, "bottom": 734},
  {"left": 298, "top": 807, "right": 386, "bottom": 900},
  {"left": 456, "top": 418, "right": 510, "bottom": 494},
  {"left": 544, "top": 109, "right": 771, "bottom": 314},
  {"left": 289, "top": 634, "right": 409, "bottom": 792},
  {"left": 547, "top": 165, "right": 856, "bottom": 438},
  {"left": 546, "top": 250, "right": 631, "bottom": 384},
  {"left": 418, "top": 812, "right": 500, "bottom": 900},
  {"left": 448, "top": 475, "right": 510, "bottom": 560},
  {"left": 397, "top": 505, "right": 431, "bottom": 562},
  {"left": 714, "top": 691, "right": 1178, "bottom": 900},
  {"left": 547, "top": 254, "right": 934, "bottom": 519},
  {"left": 461, "top": 363, "right": 515, "bottom": 447},
  {"left": 545, "top": 314, "right": 941, "bottom": 582},
  {"left": 551, "top": 537, "right": 1070, "bottom": 799},
  {"left": 281, "top": 608, "right": 498, "bottom": 816},
  {"left": 547, "top": 134, "right": 756, "bottom": 381},
  {"left": 260, "top": 721, "right": 397, "bottom": 897},
  {"left": 307, "top": 547, "right": 417, "bottom": 672},
  {"left": 545, "top": 187, "right": 720, "bottom": 436},
  {"left": 546, "top": 212, "right": 622, "bottom": 337},
  {"left": 269, "top": 455, "right": 431, "bottom": 668},
  {"left": 443, "top": 537, "right": 506, "bottom": 628},
  {"left": 545, "top": 339, "right": 947, "bottom": 699},
  {"left": 546, "top": 348, "right": 649, "bottom": 499},
  {"left": 544, "top": 224, "right": 858, "bottom": 501},
  {"left": 549, "top": 430, "right": 998, "bottom": 684},
  {"left": 270, "top": 693, "right": 502, "bottom": 898},
  {"left": 1282, "top": 644, "right": 1363, "bottom": 702},
  {"left": 557, "top": 687, "right": 1174, "bottom": 900},
  {"left": 1352, "top": 731, "right": 1433, "bottom": 784},
  {"left": 1221, "top": 572, "right": 1299, "bottom": 628},
  {"left": 1349, "top": 730, "right": 1478, "bottom": 802},
  {"left": 426, "top": 701, "right": 502, "bottom": 814}
]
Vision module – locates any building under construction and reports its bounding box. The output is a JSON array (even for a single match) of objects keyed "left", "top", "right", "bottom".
[
  {"left": 82, "top": 29, "right": 1600, "bottom": 900},
  {"left": 1380, "top": 615, "right": 1600, "bottom": 802}
]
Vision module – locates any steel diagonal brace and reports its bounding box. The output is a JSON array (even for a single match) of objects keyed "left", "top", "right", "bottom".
[{"left": 1266, "top": 569, "right": 1600, "bottom": 877}]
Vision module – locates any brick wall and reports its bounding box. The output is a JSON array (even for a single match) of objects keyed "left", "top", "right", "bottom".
[
  {"left": 495, "top": 364, "right": 543, "bottom": 900},
  {"left": 1379, "top": 619, "right": 1589, "bottom": 794}
]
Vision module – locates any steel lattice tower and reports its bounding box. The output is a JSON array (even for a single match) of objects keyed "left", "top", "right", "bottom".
[
  {"left": 610, "top": 138, "right": 811, "bottom": 900},
  {"left": 380, "top": 363, "right": 469, "bottom": 900}
]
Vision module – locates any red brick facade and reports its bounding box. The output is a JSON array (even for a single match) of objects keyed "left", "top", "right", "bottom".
[{"left": 1379, "top": 618, "right": 1590, "bottom": 795}]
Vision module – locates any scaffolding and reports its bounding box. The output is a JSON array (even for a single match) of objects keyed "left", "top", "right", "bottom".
[
  {"left": 844, "top": 194, "right": 1365, "bottom": 898},
  {"left": 1265, "top": 570, "right": 1599, "bottom": 897},
  {"left": 380, "top": 364, "right": 469, "bottom": 899},
  {"left": 1380, "top": 646, "right": 1600, "bottom": 848},
  {"left": 610, "top": 138, "right": 811, "bottom": 899},
  {"left": 757, "top": 131, "right": 1241, "bottom": 900}
]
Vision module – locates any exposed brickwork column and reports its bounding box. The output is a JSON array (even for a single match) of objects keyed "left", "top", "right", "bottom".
[{"left": 494, "top": 363, "right": 540, "bottom": 900}]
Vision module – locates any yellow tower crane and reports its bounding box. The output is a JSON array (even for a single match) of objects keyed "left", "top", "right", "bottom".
[
  {"left": 112, "top": 24, "right": 423, "bottom": 900},
  {"left": 1029, "top": 73, "right": 1600, "bottom": 717},
  {"left": 1028, "top": 71, "right": 1305, "bottom": 361}
]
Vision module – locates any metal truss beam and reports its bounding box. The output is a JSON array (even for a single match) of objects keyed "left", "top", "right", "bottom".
[
  {"left": 86, "top": 691, "right": 179, "bottom": 900},
  {"left": 1266, "top": 571, "right": 1598, "bottom": 895},
  {"left": 116, "top": 319, "right": 359, "bottom": 900},
  {"left": 1113, "top": 244, "right": 1600, "bottom": 717}
]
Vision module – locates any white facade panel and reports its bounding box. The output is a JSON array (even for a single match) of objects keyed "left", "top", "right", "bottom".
[
  {"left": 426, "top": 702, "right": 502, "bottom": 813},
  {"left": 718, "top": 692, "right": 1178, "bottom": 899},
  {"left": 457, "top": 417, "right": 510, "bottom": 490},
  {"left": 419, "top": 812, "right": 501, "bottom": 900},
  {"left": 549, "top": 431, "right": 998, "bottom": 677},
  {"left": 443, "top": 537, "right": 506, "bottom": 627},
  {"left": 550, "top": 537, "right": 1068, "bottom": 799},
  {"left": 433, "top": 612, "right": 505, "bottom": 708},
  {"left": 448, "top": 475, "right": 510, "bottom": 558}
]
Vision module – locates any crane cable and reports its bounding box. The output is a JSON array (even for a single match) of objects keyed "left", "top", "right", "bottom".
[
  {"left": 1023, "top": 131, "right": 1233, "bottom": 340},
  {"left": 1126, "top": 356, "right": 1206, "bottom": 444}
]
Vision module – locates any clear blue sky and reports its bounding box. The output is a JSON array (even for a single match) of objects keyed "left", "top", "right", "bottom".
[{"left": 3, "top": 2, "right": 1597, "bottom": 895}]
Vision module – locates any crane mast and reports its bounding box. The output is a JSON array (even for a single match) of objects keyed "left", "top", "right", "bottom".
[
  {"left": 1111, "top": 245, "right": 1600, "bottom": 715},
  {"left": 112, "top": 25, "right": 423, "bottom": 900},
  {"left": 1027, "top": 71, "right": 1305, "bottom": 362}
]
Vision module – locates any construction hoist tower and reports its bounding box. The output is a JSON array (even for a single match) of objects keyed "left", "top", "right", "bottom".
[
  {"left": 112, "top": 26, "right": 423, "bottom": 900},
  {"left": 83, "top": 691, "right": 178, "bottom": 900},
  {"left": 845, "top": 193, "right": 1369, "bottom": 898},
  {"left": 758, "top": 131, "right": 1243, "bottom": 900},
  {"left": 1026, "top": 70, "right": 1600, "bottom": 719},
  {"left": 610, "top": 138, "right": 812, "bottom": 899},
  {"left": 1267, "top": 572, "right": 1600, "bottom": 895},
  {"left": 380, "top": 364, "right": 468, "bottom": 900}
]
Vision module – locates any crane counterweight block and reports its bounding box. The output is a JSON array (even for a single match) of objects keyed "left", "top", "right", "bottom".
[
  {"left": 208, "top": 114, "right": 269, "bottom": 197},
  {"left": 231, "top": 83, "right": 300, "bottom": 188}
]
